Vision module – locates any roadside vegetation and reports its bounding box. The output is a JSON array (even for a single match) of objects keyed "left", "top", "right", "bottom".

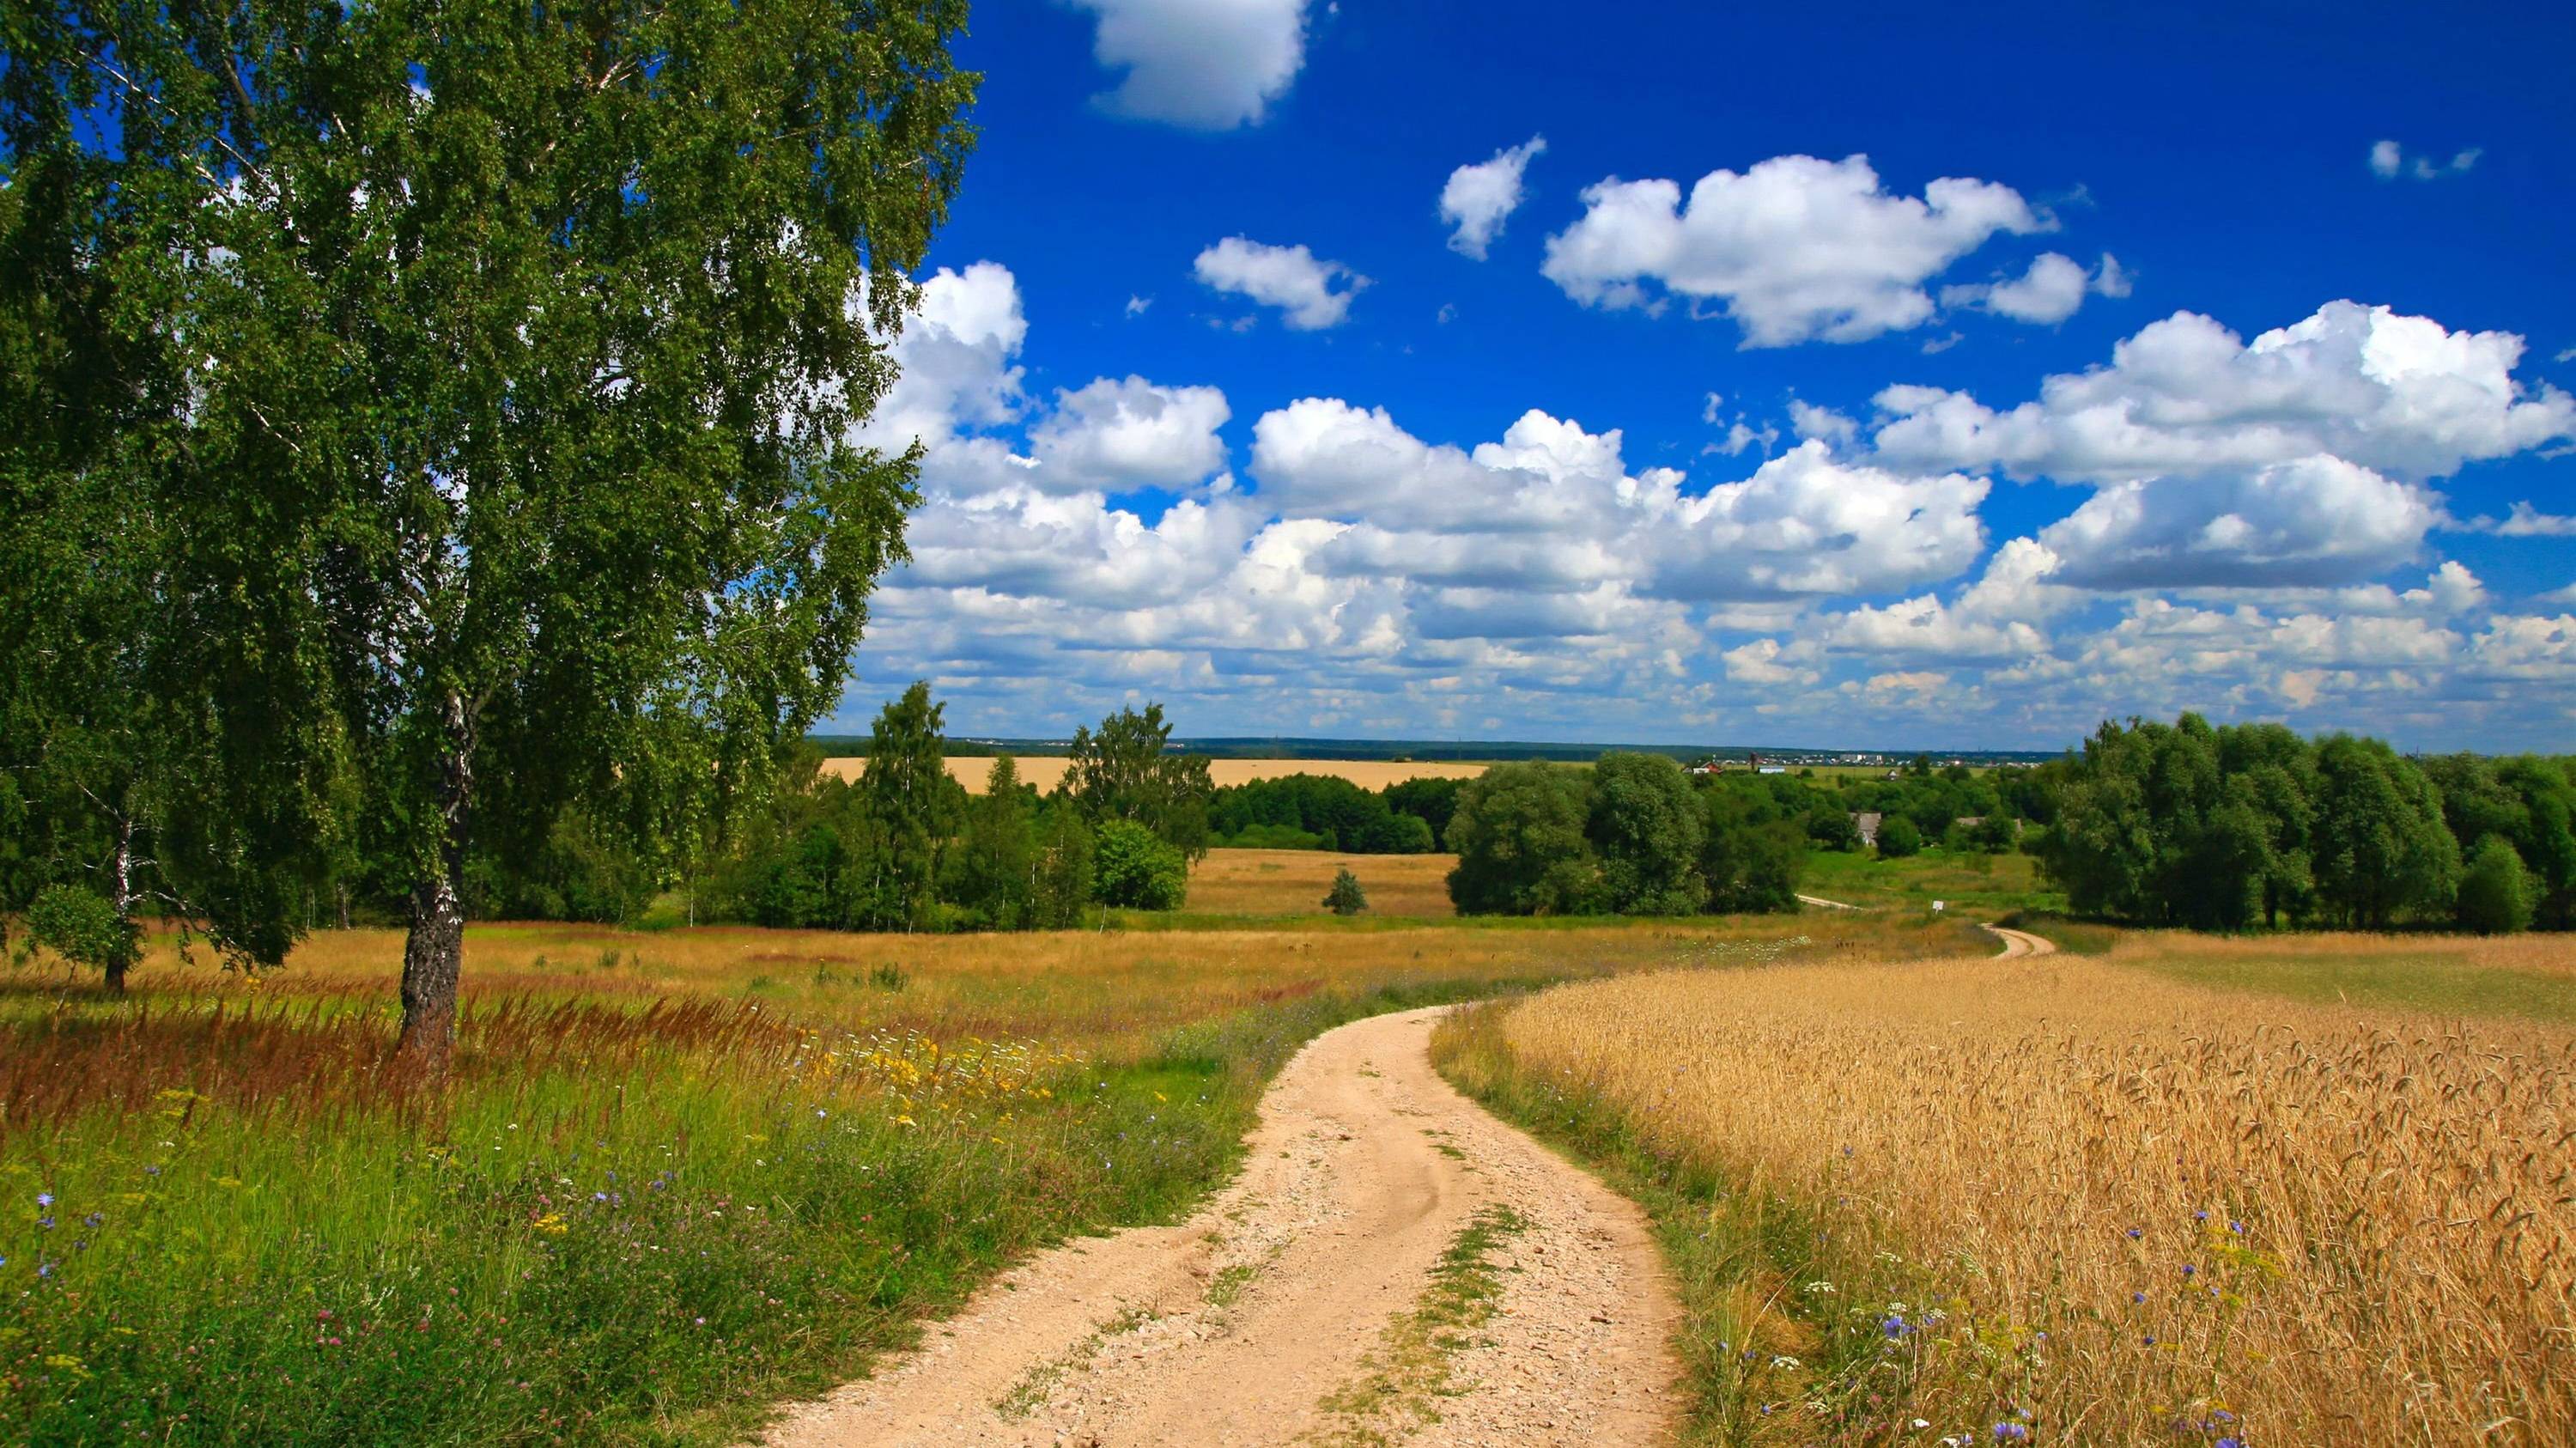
[
  {"left": 1436, "top": 940, "right": 2576, "bottom": 1446},
  {"left": 0, "top": 909, "right": 1946, "bottom": 1443}
]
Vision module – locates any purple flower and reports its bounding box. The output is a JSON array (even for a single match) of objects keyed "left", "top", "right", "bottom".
[
  {"left": 35, "top": 1193, "right": 52, "bottom": 1208},
  {"left": 2180, "top": 1264, "right": 2196, "bottom": 1277},
  {"left": 36, "top": 1217, "right": 53, "bottom": 1231},
  {"left": 37, "top": 1262, "right": 53, "bottom": 1279},
  {"left": 1994, "top": 1424, "right": 2030, "bottom": 1441},
  {"left": 2132, "top": 1292, "right": 2148, "bottom": 1304},
  {"left": 1881, "top": 1315, "right": 1911, "bottom": 1338},
  {"left": 2126, "top": 1227, "right": 2142, "bottom": 1238},
  {"left": 82, "top": 1213, "right": 101, "bottom": 1229},
  {"left": 2194, "top": 1210, "right": 2209, "bottom": 1221},
  {"left": 2228, "top": 1220, "right": 2245, "bottom": 1234},
  {"left": 2216, "top": 1440, "right": 2243, "bottom": 1448}
]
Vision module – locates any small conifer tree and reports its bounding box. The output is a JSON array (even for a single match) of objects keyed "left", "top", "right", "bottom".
[{"left": 1323, "top": 868, "right": 1368, "bottom": 916}]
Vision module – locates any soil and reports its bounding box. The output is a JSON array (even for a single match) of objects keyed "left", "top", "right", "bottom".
[{"left": 761, "top": 1006, "right": 1682, "bottom": 1447}]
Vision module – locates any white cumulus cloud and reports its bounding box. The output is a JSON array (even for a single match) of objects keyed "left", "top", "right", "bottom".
[
  {"left": 2035, "top": 455, "right": 2439, "bottom": 589},
  {"left": 1539, "top": 153, "right": 2048, "bottom": 346},
  {"left": 1441, "top": 136, "right": 1547, "bottom": 259},
  {"left": 1194, "top": 236, "right": 1369, "bottom": 330},
  {"left": 1870, "top": 300, "right": 2576, "bottom": 484},
  {"left": 1069, "top": 0, "right": 1309, "bottom": 130}
]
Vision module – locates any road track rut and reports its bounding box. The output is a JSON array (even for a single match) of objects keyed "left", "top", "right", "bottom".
[{"left": 762, "top": 1006, "right": 1682, "bottom": 1447}]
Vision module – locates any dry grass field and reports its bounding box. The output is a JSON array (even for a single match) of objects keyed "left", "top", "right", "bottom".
[
  {"left": 1437, "top": 935, "right": 2576, "bottom": 1445},
  {"left": 817, "top": 756, "right": 1494, "bottom": 794},
  {"left": 1182, "top": 849, "right": 1458, "bottom": 917}
]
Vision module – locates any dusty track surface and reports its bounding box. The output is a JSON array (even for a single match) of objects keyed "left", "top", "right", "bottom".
[
  {"left": 763, "top": 1007, "right": 1681, "bottom": 1447},
  {"left": 1795, "top": 891, "right": 1860, "bottom": 910},
  {"left": 1984, "top": 924, "right": 2057, "bottom": 958}
]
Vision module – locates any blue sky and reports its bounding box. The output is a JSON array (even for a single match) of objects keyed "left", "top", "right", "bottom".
[{"left": 835, "top": 0, "right": 2576, "bottom": 751}]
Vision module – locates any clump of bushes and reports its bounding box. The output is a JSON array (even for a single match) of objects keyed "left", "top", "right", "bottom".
[{"left": 1443, "top": 755, "right": 1803, "bottom": 917}]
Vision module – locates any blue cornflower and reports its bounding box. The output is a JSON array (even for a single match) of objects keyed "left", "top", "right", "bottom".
[
  {"left": 2126, "top": 1227, "right": 2142, "bottom": 1238},
  {"left": 36, "top": 1217, "right": 52, "bottom": 1231},
  {"left": 83, "top": 1213, "right": 101, "bottom": 1228},
  {"left": 2132, "top": 1292, "right": 2148, "bottom": 1304},
  {"left": 2180, "top": 1264, "right": 2196, "bottom": 1277},
  {"left": 592, "top": 1192, "right": 609, "bottom": 1202},
  {"left": 2194, "top": 1210, "right": 2209, "bottom": 1221},
  {"left": 37, "top": 1262, "right": 53, "bottom": 1279},
  {"left": 2228, "top": 1220, "right": 2245, "bottom": 1234},
  {"left": 1881, "top": 1315, "right": 1911, "bottom": 1338},
  {"left": 2216, "top": 1440, "right": 2243, "bottom": 1448},
  {"left": 35, "top": 1193, "right": 53, "bottom": 1209},
  {"left": 1994, "top": 1424, "right": 2029, "bottom": 1441}
]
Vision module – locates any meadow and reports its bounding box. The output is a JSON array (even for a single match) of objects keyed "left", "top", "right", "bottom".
[
  {"left": 817, "top": 756, "right": 1496, "bottom": 794},
  {"left": 0, "top": 859, "right": 1946, "bottom": 1445},
  {"left": 1433, "top": 929, "right": 2576, "bottom": 1446}
]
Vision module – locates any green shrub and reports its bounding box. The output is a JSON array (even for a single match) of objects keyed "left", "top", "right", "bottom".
[
  {"left": 1094, "top": 820, "right": 1188, "bottom": 910},
  {"left": 1323, "top": 868, "right": 1368, "bottom": 916},
  {"left": 25, "top": 884, "right": 137, "bottom": 990},
  {"left": 2457, "top": 837, "right": 2534, "bottom": 934},
  {"left": 1876, "top": 815, "right": 1923, "bottom": 859}
]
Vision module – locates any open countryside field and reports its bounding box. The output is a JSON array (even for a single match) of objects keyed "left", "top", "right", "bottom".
[
  {"left": 1435, "top": 932, "right": 2576, "bottom": 1445},
  {"left": 0, "top": 892, "right": 1959, "bottom": 1444},
  {"left": 818, "top": 756, "right": 1497, "bottom": 794},
  {"left": 1183, "top": 848, "right": 1458, "bottom": 917}
]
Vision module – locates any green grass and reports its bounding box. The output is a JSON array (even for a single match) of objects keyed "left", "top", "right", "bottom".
[
  {"left": 1312, "top": 1203, "right": 1528, "bottom": 1444},
  {"left": 0, "top": 975, "right": 1552, "bottom": 1446},
  {"left": 2116, "top": 944, "right": 2576, "bottom": 1025},
  {"left": 1799, "top": 846, "right": 2063, "bottom": 916}
]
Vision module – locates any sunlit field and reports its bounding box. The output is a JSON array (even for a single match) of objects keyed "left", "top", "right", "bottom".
[
  {"left": 0, "top": 893, "right": 1946, "bottom": 1445},
  {"left": 1436, "top": 934, "right": 2576, "bottom": 1446},
  {"left": 1182, "top": 848, "right": 1458, "bottom": 917},
  {"left": 817, "top": 756, "right": 1497, "bottom": 794},
  {"left": 1799, "top": 844, "right": 2065, "bottom": 916}
]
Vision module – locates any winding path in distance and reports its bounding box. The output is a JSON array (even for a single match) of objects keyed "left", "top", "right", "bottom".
[
  {"left": 763, "top": 1006, "right": 1683, "bottom": 1447},
  {"left": 1983, "top": 924, "right": 2057, "bottom": 958}
]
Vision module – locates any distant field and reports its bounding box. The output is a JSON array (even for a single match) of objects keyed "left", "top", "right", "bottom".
[
  {"left": 1800, "top": 843, "right": 2064, "bottom": 915},
  {"left": 1185, "top": 849, "right": 1457, "bottom": 917},
  {"left": 818, "top": 756, "right": 1495, "bottom": 794}
]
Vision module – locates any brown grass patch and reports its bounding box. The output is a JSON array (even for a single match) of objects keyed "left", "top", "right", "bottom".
[{"left": 1185, "top": 849, "right": 1457, "bottom": 917}]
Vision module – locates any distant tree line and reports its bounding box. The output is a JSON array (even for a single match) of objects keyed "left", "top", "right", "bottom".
[
  {"left": 1444, "top": 756, "right": 1805, "bottom": 916},
  {"left": 1206, "top": 774, "right": 1454, "bottom": 853},
  {"left": 2026, "top": 714, "right": 2571, "bottom": 933}
]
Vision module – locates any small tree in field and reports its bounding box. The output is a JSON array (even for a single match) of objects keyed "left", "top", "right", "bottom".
[
  {"left": 22, "top": 884, "right": 137, "bottom": 993},
  {"left": 1323, "top": 868, "right": 1367, "bottom": 916},
  {"left": 1093, "top": 821, "right": 1187, "bottom": 910},
  {"left": 2457, "top": 837, "right": 2534, "bottom": 935},
  {"left": 1877, "top": 815, "right": 1924, "bottom": 859}
]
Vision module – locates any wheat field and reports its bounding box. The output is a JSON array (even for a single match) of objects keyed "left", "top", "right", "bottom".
[
  {"left": 1455, "top": 946, "right": 2576, "bottom": 1445},
  {"left": 817, "top": 756, "right": 1495, "bottom": 794}
]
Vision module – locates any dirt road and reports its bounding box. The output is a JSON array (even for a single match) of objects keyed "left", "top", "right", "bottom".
[
  {"left": 1984, "top": 924, "right": 2057, "bottom": 958},
  {"left": 763, "top": 1007, "right": 1681, "bottom": 1447}
]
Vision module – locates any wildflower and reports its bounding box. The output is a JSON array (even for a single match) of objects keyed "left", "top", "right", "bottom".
[
  {"left": 2180, "top": 1264, "right": 2196, "bottom": 1277},
  {"left": 83, "top": 1214, "right": 101, "bottom": 1229},
  {"left": 35, "top": 1193, "right": 52, "bottom": 1208},
  {"left": 37, "top": 1216, "right": 53, "bottom": 1231},
  {"left": 2126, "top": 1228, "right": 2142, "bottom": 1238},
  {"left": 2132, "top": 1292, "right": 2148, "bottom": 1304},
  {"left": 2216, "top": 1440, "right": 2243, "bottom": 1448},
  {"left": 1994, "top": 1426, "right": 2028, "bottom": 1442},
  {"left": 1881, "top": 1316, "right": 1911, "bottom": 1338},
  {"left": 1912, "top": 1421, "right": 1931, "bottom": 1432},
  {"left": 38, "top": 1262, "right": 54, "bottom": 1278},
  {"left": 2193, "top": 1210, "right": 2208, "bottom": 1221}
]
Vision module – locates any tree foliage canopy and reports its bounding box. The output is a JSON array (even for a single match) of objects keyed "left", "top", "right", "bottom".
[{"left": 1, "top": 0, "right": 977, "bottom": 1056}]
